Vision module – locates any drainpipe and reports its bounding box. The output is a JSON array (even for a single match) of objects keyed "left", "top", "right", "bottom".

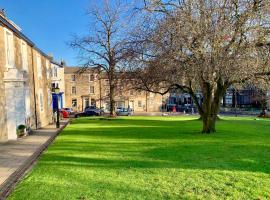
[{"left": 31, "top": 48, "right": 38, "bottom": 129}]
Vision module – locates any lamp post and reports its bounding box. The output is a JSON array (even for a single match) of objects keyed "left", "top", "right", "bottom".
[{"left": 55, "top": 86, "right": 60, "bottom": 128}]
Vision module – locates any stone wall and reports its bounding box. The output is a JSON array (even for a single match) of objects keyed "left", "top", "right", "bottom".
[
  {"left": 0, "top": 22, "right": 53, "bottom": 141},
  {"left": 0, "top": 26, "right": 8, "bottom": 140}
]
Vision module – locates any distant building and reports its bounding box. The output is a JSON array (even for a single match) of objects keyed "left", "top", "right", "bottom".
[{"left": 64, "top": 67, "right": 165, "bottom": 113}]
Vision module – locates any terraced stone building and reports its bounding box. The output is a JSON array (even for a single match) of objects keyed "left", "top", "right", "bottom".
[
  {"left": 64, "top": 67, "right": 166, "bottom": 113},
  {"left": 0, "top": 11, "right": 57, "bottom": 141}
]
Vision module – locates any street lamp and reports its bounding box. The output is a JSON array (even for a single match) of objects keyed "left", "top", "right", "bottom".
[{"left": 55, "top": 85, "right": 60, "bottom": 128}]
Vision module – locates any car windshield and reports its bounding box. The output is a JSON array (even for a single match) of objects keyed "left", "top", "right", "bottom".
[{"left": 120, "top": 108, "right": 128, "bottom": 112}]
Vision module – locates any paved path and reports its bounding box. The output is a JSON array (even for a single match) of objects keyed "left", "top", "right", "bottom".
[{"left": 0, "top": 120, "right": 69, "bottom": 199}]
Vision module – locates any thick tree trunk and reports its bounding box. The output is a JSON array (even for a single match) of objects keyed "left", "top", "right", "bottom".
[
  {"left": 109, "top": 84, "right": 116, "bottom": 117},
  {"left": 201, "top": 114, "right": 217, "bottom": 133},
  {"left": 194, "top": 79, "right": 228, "bottom": 134}
]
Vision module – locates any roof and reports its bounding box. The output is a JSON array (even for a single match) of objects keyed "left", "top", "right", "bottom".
[
  {"left": 51, "top": 60, "right": 64, "bottom": 67},
  {"left": 64, "top": 66, "right": 100, "bottom": 74}
]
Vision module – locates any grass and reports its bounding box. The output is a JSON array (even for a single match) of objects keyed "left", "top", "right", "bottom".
[{"left": 8, "top": 116, "right": 270, "bottom": 200}]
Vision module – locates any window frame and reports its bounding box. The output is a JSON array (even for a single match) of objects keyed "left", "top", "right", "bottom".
[
  {"left": 36, "top": 53, "right": 42, "bottom": 79},
  {"left": 71, "top": 86, "right": 76, "bottom": 95},
  {"left": 89, "top": 85, "right": 95, "bottom": 94},
  {"left": 138, "top": 100, "right": 142, "bottom": 107},
  {"left": 89, "top": 74, "right": 95, "bottom": 82},
  {"left": 71, "top": 74, "right": 76, "bottom": 82},
  {"left": 21, "top": 39, "right": 28, "bottom": 71},
  {"left": 39, "top": 90, "right": 44, "bottom": 112},
  {"left": 72, "top": 99, "right": 77, "bottom": 107},
  {"left": 4, "top": 28, "right": 15, "bottom": 69}
]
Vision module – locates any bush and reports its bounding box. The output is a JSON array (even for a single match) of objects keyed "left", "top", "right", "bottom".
[{"left": 17, "top": 124, "right": 26, "bottom": 137}]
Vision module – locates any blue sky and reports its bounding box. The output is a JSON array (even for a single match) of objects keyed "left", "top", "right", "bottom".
[{"left": 1, "top": 0, "right": 95, "bottom": 66}]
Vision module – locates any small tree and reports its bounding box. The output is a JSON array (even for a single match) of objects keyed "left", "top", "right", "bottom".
[
  {"left": 70, "top": 0, "right": 132, "bottom": 117},
  {"left": 129, "top": 0, "right": 270, "bottom": 133}
]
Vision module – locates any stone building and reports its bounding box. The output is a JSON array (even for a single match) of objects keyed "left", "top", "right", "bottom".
[
  {"left": 0, "top": 12, "right": 54, "bottom": 141},
  {"left": 64, "top": 67, "right": 164, "bottom": 113}
]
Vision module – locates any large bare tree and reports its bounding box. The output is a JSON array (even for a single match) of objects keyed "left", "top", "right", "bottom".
[
  {"left": 70, "top": 0, "right": 132, "bottom": 117},
  {"left": 130, "top": 0, "right": 270, "bottom": 133}
]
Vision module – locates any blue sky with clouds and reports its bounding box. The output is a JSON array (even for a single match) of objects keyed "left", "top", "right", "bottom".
[{"left": 1, "top": 0, "right": 95, "bottom": 66}]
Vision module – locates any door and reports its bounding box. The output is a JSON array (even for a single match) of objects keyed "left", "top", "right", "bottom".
[{"left": 84, "top": 98, "right": 90, "bottom": 109}]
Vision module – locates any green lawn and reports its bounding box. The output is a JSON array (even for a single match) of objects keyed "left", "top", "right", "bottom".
[{"left": 8, "top": 116, "right": 270, "bottom": 200}]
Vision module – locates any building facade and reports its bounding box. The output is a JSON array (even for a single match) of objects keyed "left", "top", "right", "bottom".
[
  {"left": 64, "top": 67, "right": 164, "bottom": 113},
  {"left": 51, "top": 61, "right": 65, "bottom": 111},
  {"left": 0, "top": 12, "right": 54, "bottom": 141}
]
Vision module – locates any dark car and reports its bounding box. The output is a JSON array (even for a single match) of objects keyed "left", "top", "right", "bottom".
[
  {"left": 85, "top": 106, "right": 105, "bottom": 115},
  {"left": 75, "top": 110, "right": 101, "bottom": 118}
]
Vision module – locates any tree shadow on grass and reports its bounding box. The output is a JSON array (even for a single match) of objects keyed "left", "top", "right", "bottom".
[{"left": 42, "top": 117, "right": 270, "bottom": 174}]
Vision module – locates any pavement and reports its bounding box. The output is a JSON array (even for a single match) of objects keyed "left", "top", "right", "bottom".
[{"left": 0, "top": 119, "right": 69, "bottom": 200}]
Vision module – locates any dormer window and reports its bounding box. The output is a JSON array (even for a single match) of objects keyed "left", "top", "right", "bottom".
[{"left": 4, "top": 28, "right": 14, "bottom": 69}]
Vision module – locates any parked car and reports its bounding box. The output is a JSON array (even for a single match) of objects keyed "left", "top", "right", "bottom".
[
  {"left": 116, "top": 108, "right": 132, "bottom": 116},
  {"left": 63, "top": 108, "right": 74, "bottom": 115},
  {"left": 75, "top": 110, "right": 101, "bottom": 118},
  {"left": 60, "top": 109, "right": 69, "bottom": 118},
  {"left": 85, "top": 106, "right": 105, "bottom": 115}
]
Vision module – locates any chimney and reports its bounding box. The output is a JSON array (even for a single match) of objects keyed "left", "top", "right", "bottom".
[
  {"left": 60, "top": 59, "right": 66, "bottom": 66},
  {"left": 0, "top": 9, "right": 6, "bottom": 17}
]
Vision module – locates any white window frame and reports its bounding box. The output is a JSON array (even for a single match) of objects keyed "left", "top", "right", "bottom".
[
  {"left": 4, "top": 28, "right": 15, "bottom": 69},
  {"left": 36, "top": 53, "right": 42, "bottom": 78},
  {"left": 90, "top": 86, "right": 95, "bottom": 94},
  {"left": 46, "top": 60, "right": 50, "bottom": 79},
  {"left": 25, "top": 87, "right": 31, "bottom": 117},
  {"left": 53, "top": 66, "right": 57, "bottom": 78},
  {"left": 39, "top": 89, "right": 44, "bottom": 112},
  {"left": 21, "top": 40, "right": 28, "bottom": 71},
  {"left": 47, "top": 89, "right": 51, "bottom": 109}
]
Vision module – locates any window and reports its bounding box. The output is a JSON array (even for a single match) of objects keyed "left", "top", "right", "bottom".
[
  {"left": 72, "top": 99, "right": 77, "bottom": 107},
  {"left": 71, "top": 86, "right": 76, "bottom": 94},
  {"left": 138, "top": 100, "right": 142, "bottom": 107},
  {"left": 46, "top": 60, "right": 50, "bottom": 79},
  {"left": 21, "top": 40, "right": 28, "bottom": 71},
  {"left": 71, "top": 74, "right": 76, "bottom": 81},
  {"left": 39, "top": 90, "right": 44, "bottom": 112},
  {"left": 90, "top": 86, "right": 95, "bottom": 94},
  {"left": 53, "top": 66, "right": 58, "bottom": 77},
  {"left": 105, "top": 79, "right": 109, "bottom": 85},
  {"left": 89, "top": 74, "right": 94, "bottom": 82},
  {"left": 25, "top": 88, "right": 31, "bottom": 117},
  {"left": 5, "top": 29, "right": 14, "bottom": 68},
  {"left": 130, "top": 90, "right": 134, "bottom": 95},
  {"left": 91, "top": 99, "right": 96, "bottom": 106},
  {"left": 48, "top": 90, "right": 51, "bottom": 109},
  {"left": 84, "top": 98, "right": 90, "bottom": 108},
  {"left": 105, "top": 89, "right": 110, "bottom": 96},
  {"left": 36, "top": 54, "right": 42, "bottom": 78}
]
